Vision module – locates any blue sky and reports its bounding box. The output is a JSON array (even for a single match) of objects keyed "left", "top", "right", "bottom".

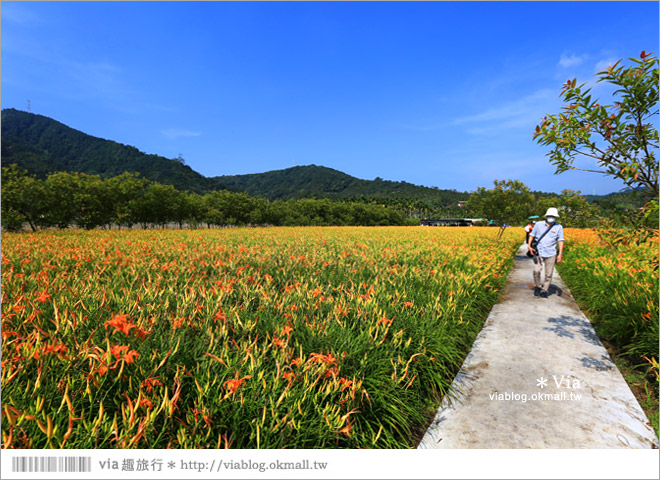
[{"left": 2, "top": 1, "right": 658, "bottom": 195}]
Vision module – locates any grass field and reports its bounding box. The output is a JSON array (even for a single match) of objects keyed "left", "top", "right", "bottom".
[{"left": 1, "top": 226, "right": 521, "bottom": 448}]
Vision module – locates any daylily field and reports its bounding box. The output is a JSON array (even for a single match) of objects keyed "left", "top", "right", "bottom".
[
  {"left": 559, "top": 229, "right": 659, "bottom": 384},
  {"left": 2, "top": 226, "right": 657, "bottom": 448},
  {"left": 1, "top": 226, "right": 520, "bottom": 448}
]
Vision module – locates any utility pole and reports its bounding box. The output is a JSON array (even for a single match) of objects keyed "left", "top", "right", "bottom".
[{"left": 27, "top": 99, "right": 32, "bottom": 113}]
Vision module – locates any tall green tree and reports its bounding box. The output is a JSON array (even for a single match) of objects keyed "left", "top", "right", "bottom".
[
  {"left": 466, "top": 179, "right": 535, "bottom": 225},
  {"left": 534, "top": 190, "right": 600, "bottom": 228},
  {"left": 42, "top": 172, "right": 84, "bottom": 228},
  {"left": 534, "top": 51, "right": 658, "bottom": 196},
  {"left": 73, "top": 173, "right": 115, "bottom": 229},
  {"left": 130, "top": 183, "right": 180, "bottom": 228},
  {"left": 106, "top": 172, "right": 150, "bottom": 227},
  {"left": 1, "top": 165, "right": 46, "bottom": 231}
]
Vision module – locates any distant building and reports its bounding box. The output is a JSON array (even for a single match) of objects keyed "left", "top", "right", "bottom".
[
  {"left": 457, "top": 201, "right": 467, "bottom": 207},
  {"left": 420, "top": 218, "right": 474, "bottom": 227}
]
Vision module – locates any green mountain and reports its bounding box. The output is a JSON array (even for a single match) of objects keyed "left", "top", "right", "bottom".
[
  {"left": 1, "top": 109, "right": 467, "bottom": 207},
  {"left": 585, "top": 188, "right": 655, "bottom": 211},
  {"left": 215, "top": 165, "right": 466, "bottom": 204},
  {"left": 1, "top": 108, "right": 219, "bottom": 193}
]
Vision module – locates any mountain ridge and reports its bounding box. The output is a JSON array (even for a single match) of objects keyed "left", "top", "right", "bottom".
[
  {"left": 1, "top": 108, "right": 637, "bottom": 205},
  {"left": 1, "top": 108, "right": 219, "bottom": 193},
  {"left": 215, "top": 164, "right": 466, "bottom": 203},
  {"left": 0, "top": 109, "right": 467, "bottom": 205}
]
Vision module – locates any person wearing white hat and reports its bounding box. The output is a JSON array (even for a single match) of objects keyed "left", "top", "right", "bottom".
[{"left": 527, "top": 207, "right": 564, "bottom": 298}]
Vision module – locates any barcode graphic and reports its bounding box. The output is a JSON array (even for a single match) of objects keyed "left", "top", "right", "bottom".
[{"left": 11, "top": 456, "right": 92, "bottom": 473}]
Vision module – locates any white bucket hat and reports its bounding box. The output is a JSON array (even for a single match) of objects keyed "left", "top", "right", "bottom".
[{"left": 544, "top": 207, "right": 560, "bottom": 217}]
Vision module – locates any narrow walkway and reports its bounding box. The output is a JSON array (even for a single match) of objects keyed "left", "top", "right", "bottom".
[{"left": 418, "top": 243, "right": 658, "bottom": 448}]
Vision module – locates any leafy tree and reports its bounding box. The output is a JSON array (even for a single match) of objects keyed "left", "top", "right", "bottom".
[
  {"left": 466, "top": 179, "right": 535, "bottom": 225},
  {"left": 105, "top": 172, "right": 150, "bottom": 228},
  {"left": 247, "top": 196, "right": 268, "bottom": 225},
  {"left": 131, "top": 183, "right": 180, "bottom": 228},
  {"left": 42, "top": 172, "right": 84, "bottom": 228},
  {"left": 74, "top": 173, "right": 115, "bottom": 229},
  {"left": 182, "top": 192, "right": 208, "bottom": 228},
  {"left": 534, "top": 51, "right": 658, "bottom": 196},
  {"left": 203, "top": 190, "right": 233, "bottom": 226},
  {"left": 534, "top": 189, "right": 600, "bottom": 228},
  {"left": 1, "top": 165, "right": 46, "bottom": 231}
]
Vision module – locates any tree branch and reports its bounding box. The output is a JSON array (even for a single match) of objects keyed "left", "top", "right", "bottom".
[{"left": 566, "top": 166, "right": 609, "bottom": 175}]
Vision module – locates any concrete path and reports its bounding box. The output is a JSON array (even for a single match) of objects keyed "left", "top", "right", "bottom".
[{"left": 418, "top": 243, "right": 659, "bottom": 449}]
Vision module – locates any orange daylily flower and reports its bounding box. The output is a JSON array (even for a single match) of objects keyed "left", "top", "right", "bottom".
[
  {"left": 109, "top": 344, "right": 139, "bottom": 365},
  {"left": 310, "top": 352, "right": 337, "bottom": 366},
  {"left": 34, "top": 291, "right": 51, "bottom": 303},
  {"left": 105, "top": 314, "right": 136, "bottom": 336},
  {"left": 224, "top": 373, "right": 252, "bottom": 396},
  {"left": 377, "top": 316, "right": 393, "bottom": 327},
  {"left": 142, "top": 377, "right": 163, "bottom": 393},
  {"left": 338, "top": 377, "right": 354, "bottom": 392}
]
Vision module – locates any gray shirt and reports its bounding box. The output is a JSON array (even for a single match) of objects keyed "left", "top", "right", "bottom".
[{"left": 531, "top": 222, "right": 564, "bottom": 258}]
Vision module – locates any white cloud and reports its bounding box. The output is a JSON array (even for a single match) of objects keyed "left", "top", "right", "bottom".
[
  {"left": 1, "top": 3, "right": 42, "bottom": 25},
  {"left": 162, "top": 128, "right": 202, "bottom": 139},
  {"left": 452, "top": 89, "right": 556, "bottom": 135},
  {"left": 594, "top": 57, "right": 619, "bottom": 73},
  {"left": 559, "top": 52, "right": 588, "bottom": 68}
]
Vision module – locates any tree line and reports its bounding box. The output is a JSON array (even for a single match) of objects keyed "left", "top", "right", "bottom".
[
  {"left": 3, "top": 166, "right": 651, "bottom": 233},
  {"left": 1, "top": 166, "right": 416, "bottom": 231}
]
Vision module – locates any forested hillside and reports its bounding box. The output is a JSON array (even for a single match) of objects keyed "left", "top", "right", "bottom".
[
  {"left": 1, "top": 109, "right": 220, "bottom": 193},
  {"left": 3, "top": 109, "right": 644, "bottom": 226},
  {"left": 1, "top": 109, "right": 467, "bottom": 210},
  {"left": 216, "top": 165, "right": 466, "bottom": 202}
]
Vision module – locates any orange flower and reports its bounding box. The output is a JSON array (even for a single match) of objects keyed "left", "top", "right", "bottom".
[
  {"left": 323, "top": 366, "right": 339, "bottom": 379},
  {"left": 280, "top": 325, "right": 293, "bottom": 336},
  {"left": 110, "top": 344, "right": 130, "bottom": 358},
  {"left": 402, "top": 301, "right": 413, "bottom": 308},
  {"left": 377, "top": 316, "right": 393, "bottom": 327},
  {"left": 142, "top": 377, "right": 163, "bottom": 393},
  {"left": 34, "top": 291, "right": 51, "bottom": 303},
  {"left": 224, "top": 373, "right": 252, "bottom": 396},
  {"left": 171, "top": 317, "right": 185, "bottom": 331},
  {"left": 135, "top": 327, "right": 150, "bottom": 341},
  {"left": 213, "top": 309, "right": 227, "bottom": 323},
  {"left": 122, "top": 349, "right": 139, "bottom": 364},
  {"left": 336, "top": 420, "right": 353, "bottom": 437},
  {"left": 338, "top": 377, "right": 354, "bottom": 392},
  {"left": 105, "top": 314, "right": 136, "bottom": 336},
  {"left": 310, "top": 352, "right": 337, "bottom": 366},
  {"left": 34, "top": 341, "right": 68, "bottom": 360},
  {"left": 282, "top": 371, "right": 295, "bottom": 383},
  {"left": 109, "top": 344, "right": 139, "bottom": 364},
  {"left": 311, "top": 288, "right": 323, "bottom": 297}
]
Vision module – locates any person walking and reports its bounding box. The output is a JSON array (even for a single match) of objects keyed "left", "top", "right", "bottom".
[
  {"left": 524, "top": 221, "right": 534, "bottom": 244},
  {"left": 528, "top": 208, "right": 564, "bottom": 298}
]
